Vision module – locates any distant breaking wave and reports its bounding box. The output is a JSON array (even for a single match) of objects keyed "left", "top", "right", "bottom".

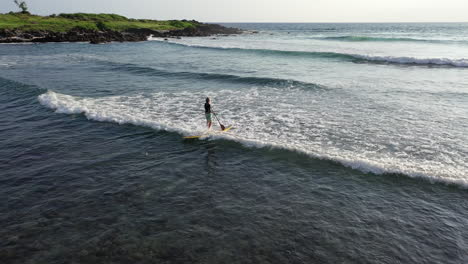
[
  {"left": 153, "top": 39, "right": 468, "bottom": 68},
  {"left": 351, "top": 54, "right": 468, "bottom": 67}
]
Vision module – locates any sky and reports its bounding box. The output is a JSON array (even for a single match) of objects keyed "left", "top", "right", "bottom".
[{"left": 2, "top": 0, "right": 468, "bottom": 22}]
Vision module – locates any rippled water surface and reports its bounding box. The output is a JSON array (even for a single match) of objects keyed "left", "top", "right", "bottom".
[{"left": 1, "top": 23, "right": 468, "bottom": 263}]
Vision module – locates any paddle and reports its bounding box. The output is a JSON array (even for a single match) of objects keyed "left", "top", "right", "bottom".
[{"left": 212, "top": 112, "right": 226, "bottom": 131}]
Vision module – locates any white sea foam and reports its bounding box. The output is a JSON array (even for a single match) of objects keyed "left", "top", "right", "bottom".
[
  {"left": 38, "top": 89, "right": 468, "bottom": 187},
  {"left": 38, "top": 90, "right": 193, "bottom": 135}
]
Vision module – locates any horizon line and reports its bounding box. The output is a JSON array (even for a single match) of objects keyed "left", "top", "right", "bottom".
[
  {"left": 3, "top": 12, "right": 468, "bottom": 24},
  {"left": 207, "top": 21, "right": 468, "bottom": 24}
]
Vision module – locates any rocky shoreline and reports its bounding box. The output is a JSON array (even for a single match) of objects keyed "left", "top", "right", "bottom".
[{"left": 0, "top": 22, "right": 242, "bottom": 44}]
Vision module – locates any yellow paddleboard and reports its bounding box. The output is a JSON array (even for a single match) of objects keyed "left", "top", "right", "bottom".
[{"left": 183, "top": 126, "right": 233, "bottom": 139}]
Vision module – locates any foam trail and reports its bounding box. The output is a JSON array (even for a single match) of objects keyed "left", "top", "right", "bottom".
[{"left": 38, "top": 90, "right": 468, "bottom": 187}]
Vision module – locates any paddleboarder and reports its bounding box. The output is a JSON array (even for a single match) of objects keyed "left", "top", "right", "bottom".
[{"left": 205, "top": 97, "right": 212, "bottom": 129}]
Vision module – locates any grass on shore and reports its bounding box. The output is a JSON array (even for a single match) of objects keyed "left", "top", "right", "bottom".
[{"left": 0, "top": 12, "right": 198, "bottom": 32}]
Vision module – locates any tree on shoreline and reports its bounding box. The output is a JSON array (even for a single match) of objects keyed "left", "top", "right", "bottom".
[{"left": 14, "top": 0, "right": 29, "bottom": 14}]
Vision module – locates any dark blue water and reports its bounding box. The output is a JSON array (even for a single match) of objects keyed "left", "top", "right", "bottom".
[{"left": 1, "top": 23, "right": 468, "bottom": 263}]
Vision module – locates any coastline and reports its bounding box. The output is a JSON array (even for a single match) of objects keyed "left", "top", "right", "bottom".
[{"left": 0, "top": 13, "right": 242, "bottom": 44}]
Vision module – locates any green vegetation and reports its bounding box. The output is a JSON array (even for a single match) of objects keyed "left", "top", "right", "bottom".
[{"left": 0, "top": 12, "right": 199, "bottom": 32}]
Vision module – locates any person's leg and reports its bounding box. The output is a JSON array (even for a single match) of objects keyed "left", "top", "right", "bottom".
[
  {"left": 206, "top": 113, "right": 212, "bottom": 129},
  {"left": 208, "top": 113, "right": 212, "bottom": 129}
]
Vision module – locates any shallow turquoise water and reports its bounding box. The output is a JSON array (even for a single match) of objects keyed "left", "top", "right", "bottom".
[{"left": 1, "top": 23, "right": 468, "bottom": 263}]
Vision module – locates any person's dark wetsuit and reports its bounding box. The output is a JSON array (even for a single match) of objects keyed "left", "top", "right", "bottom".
[{"left": 205, "top": 102, "right": 211, "bottom": 114}]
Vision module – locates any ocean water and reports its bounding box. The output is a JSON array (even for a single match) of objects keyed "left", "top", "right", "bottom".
[{"left": 1, "top": 23, "right": 468, "bottom": 263}]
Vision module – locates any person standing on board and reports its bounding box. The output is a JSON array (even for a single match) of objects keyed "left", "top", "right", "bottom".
[{"left": 205, "top": 97, "right": 213, "bottom": 129}]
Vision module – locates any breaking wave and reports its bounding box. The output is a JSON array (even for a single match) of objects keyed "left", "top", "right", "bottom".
[
  {"left": 38, "top": 90, "right": 468, "bottom": 188},
  {"left": 151, "top": 39, "right": 468, "bottom": 68}
]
